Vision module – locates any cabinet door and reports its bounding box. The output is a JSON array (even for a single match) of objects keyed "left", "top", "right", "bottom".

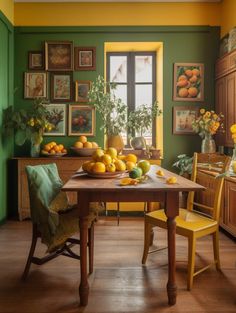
[
  {"left": 225, "top": 72, "right": 236, "bottom": 147},
  {"left": 215, "top": 77, "right": 226, "bottom": 146},
  {"left": 224, "top": 181, "right": 236, "bottom": 237}
]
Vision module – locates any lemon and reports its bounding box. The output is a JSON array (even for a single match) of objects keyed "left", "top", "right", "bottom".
[
  {"left": 156, "top": 169, "right": 165, "bottom": 177},
  {"left": 106, "top": 163, "right": 116, "bottom": 172},
  {"left": 114, "top": 160, "right": 126, "bottom": 171},
  {"left": 166, "top": 177, "right": 177, "bottom": 184},
  {"left": 125, "top": 153, "right": 137, "bottom": 164},
  {"left": 106, "top": 147, "right": 118, "bottom": 159},
  {"left": 92, "top": 148, "right": 104, "bottom": 161},
  {"left": 82, "top": 161, "right": 91, "bottom": 172},
  {"left": 101, "top": 154, "right": 112, "bottom": 165}
]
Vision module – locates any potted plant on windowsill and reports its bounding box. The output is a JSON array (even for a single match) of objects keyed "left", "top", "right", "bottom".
[
  {"left": 3, "top": 99, "right": 54, "bottom": 157},
  {"left": 127, "top": 101, "right": 162, "bottom": 150},
  {"left": 88, "top": 75, "right": 127, "bottom": 152}
]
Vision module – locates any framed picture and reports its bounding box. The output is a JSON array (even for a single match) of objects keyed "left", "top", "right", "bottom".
[
  {"left": 173, "top": 63, "right": 204, "bottom": 101},
  {"left": 75, "top": 80, "right": 91, "bottom": 102},
  {"left": 45, "top": 41, "right": 73, "bottom": 71},
  {"left": 44, "top": 104, "right": 67, "bottom": 136},
  {"left": 24, "top": 72, "right": 47, "bottom": 99},
  {"left": 74, "top": 47, "right": 96, "bottom": 71},
  {"left": 68, "top": 105, "right": 95, "bottom": 136},
  {"left": 28, "top": 51, "right": 44, "bottom": 70},
  {"left": 173, "top": 106, "right": 199, "bottom": 135},
  {"left": 50, "top": 72, "right": 73, "bottom": 102}
]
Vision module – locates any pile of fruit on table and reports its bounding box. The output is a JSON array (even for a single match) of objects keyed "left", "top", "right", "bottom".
[{"left": 41, "top": 141, "right": 67, "bottom": 155}]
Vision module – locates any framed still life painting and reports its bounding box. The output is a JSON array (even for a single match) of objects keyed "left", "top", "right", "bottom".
[
  {"left": 28, "top": 51, "right": 44, "bottom": 70},
  {"left": 68, "top": 105, "right": 95, "bottom": 136},
  {"left": 44, "top": 103, "right": 67, "bottom": 136},
  {"left": 45, "top": 41, "right": 74, "bottom": 71},
  {"left": 173, "top": 105, "right": 199, "bottom": 135},
  {"left": 173, "top": 63, "right": 204, "bottom": 102}
]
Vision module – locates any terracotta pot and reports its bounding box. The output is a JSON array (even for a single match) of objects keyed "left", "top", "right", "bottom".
[{"left": 107, "top": 135, "right": 124, "bottom": 153}]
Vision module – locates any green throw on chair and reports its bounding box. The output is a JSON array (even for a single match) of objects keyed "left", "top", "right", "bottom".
[{"left": 22, "top": 163, "right": 103, "bottom": 280}]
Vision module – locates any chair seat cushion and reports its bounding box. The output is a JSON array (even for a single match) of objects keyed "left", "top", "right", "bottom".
[{"left": 147, "top": 208, "right": 217, "bottom": 232}]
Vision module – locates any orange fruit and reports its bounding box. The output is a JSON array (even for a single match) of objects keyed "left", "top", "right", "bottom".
[
  {"left": 125, "top": 154, "right": 137, "bottom": 164},
  {"left": 74, "top": 141, "right": 83, "bottom": 148},
  {"left": 53, "top": 145, "right": 60, "bottom": 153},
  {"left": 91, "top": 142, "right": 98, "bottom": 148},
  {"left": 83, "top": 141, "right": 93, "bottom": 148},
  {"left": 78, "top": 135, "right": 87, "bottom": 143},
  {"left": 188, "top": 87, "right": 198, "bottom": 97},
  {"left": 178, "top": 75, "right": 187, "bottom": 81},
  {"left": 178, "top": 88, "right": 188, "bottom": 98},
  {"left": 101, "top": 154, "right": 112, "bottom": 165},
  {"left": 192, "top": 68, "right": 200, "bottom": 76},
  {"left": 126, "top": 161, "right": 136, "bottom": 171},
  {"left": 62, "top": 148, "right": 67, "bottom": 153},
  {"left": 86, "top": 161, "right": 95, "bottom": 172},
  {"left": 82, "top": 161, "right": 91, "bottom": 172},
  {"left": 92, "top": 162, "right": 106, "bottom": 173},
  {"left": 49, "top": 149, "right": 56, "bottom": 154},
  {"left": 177, "top": 79, "right": 188, "bottom": 87},
  {"left": 58, "top": 144, "right": 64, "bottom": 151},
  {"left": 185, "top": 69, "right": 193, "bottom": 77},
  {"left": 118, "top": 155, "right": 126, "bottom": 161},
  {"left": 189, "top": 75, "right": 198, "bottom": 83},
  {"left": 50, "top": 141, "right": 57, "bottom": 147},
  {"left": 44, "top": 144, "right": 51, "bottom": 152}
]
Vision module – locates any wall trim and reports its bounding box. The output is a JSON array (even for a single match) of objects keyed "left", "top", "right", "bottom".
[{"left": 0, "top": 11, "right": 14, "bottom": 33}]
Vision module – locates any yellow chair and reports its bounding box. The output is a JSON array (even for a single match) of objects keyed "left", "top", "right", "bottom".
[{"left": 142, "top": 153, "right": 231, "bottom": 290}]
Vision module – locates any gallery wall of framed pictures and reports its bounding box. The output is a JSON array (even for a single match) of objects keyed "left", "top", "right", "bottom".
[{"left": 24, "top": 40, "right": 96, "bottom": 137}]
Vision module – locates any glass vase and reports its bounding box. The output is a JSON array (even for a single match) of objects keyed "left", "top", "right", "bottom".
[
  {"left": 30, "top": 142, "right": 40, "bottom": 158},
  {"left": 201, "top": 133, "right": 216, "bottom": 153}
]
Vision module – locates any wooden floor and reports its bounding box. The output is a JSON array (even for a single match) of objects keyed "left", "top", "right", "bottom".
[{"left": 0, "top": 217, "right": 235, "bottom": 313}]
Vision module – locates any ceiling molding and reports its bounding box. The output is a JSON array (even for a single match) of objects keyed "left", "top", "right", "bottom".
[{"left": 14, "top": 1, "right": 222, "bottom": 3}]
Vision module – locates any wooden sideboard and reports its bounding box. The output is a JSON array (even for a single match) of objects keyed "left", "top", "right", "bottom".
[
  {"left": 15, "top": 156, "right": 162, "bottom": 221},
  {"left": 15, "top": 157, "right": 90, "bottom": 221}
]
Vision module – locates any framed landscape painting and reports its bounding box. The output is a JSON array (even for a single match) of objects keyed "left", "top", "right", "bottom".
[
  {"left": 24, "top": 72, "right": 47, "bottom": 99},
  {"left": 173, "top": 105, "right": 199, "bottom": 135},
  {"left": 50, "top": 72, "right": 73, "bottom": 102},
  {"left": 75, "top": 80, "right": 91, "bottom": 102},
  {"left": 68, "top": 105, "right": 95, "bottom": 136},
  {"left": 74, "top": 47, "right": 96, "bottom": 71},
  {"left": 45, "top": 41, "right": 74, "bottom": 71},
  {"left": 44, "top": 103, "right": 67, "bottom": 136},
  {"left": 173, "top": 63, "right": 204, "bottom": 101}
]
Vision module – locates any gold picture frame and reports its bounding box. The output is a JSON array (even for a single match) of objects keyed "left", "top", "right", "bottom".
[
  {"left": 75, "top": 80, "right": 91, "bottom": 102},
  {"left": 68, "top": 104, "right": 95, "bottom": 136},
  {"left": 45, "top": 41, "right": 74, "bottom": 71}
]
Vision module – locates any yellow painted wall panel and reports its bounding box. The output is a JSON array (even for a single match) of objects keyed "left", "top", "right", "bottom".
[
  {"left": 0, "top": 0, "right": 14, "bottom": 24},
  {"left": 221, "top": 0, "right": 236, "bottom": 37},
  {"left": 14, "top": 3, "right": 221, "bottom": 27}
]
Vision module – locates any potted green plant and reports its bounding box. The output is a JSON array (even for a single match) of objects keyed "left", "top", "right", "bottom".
[
  {"left": 3, "top": 99, "right": 54, "bottom": 157},
  {"left": 172, "top": 154, "right": 193, "bottom": 178},
  {"left": 127, "top": 102, "right": 162, "bottom": 149},
  {"left": 88, "top": 75, "right": 127, "bottom": 152}
]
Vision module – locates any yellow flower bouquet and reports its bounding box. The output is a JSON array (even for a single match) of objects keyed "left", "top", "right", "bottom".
[{"left": 192, "top": 108, "right": 224, "bottom": 138}]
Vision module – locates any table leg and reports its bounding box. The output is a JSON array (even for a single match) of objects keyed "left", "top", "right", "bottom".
[
  {"left": 78, "top": 192, "right": 90, "bottom": 306},
  {"left": 165, "top": 192, "right": 179, "bottom": 305}
]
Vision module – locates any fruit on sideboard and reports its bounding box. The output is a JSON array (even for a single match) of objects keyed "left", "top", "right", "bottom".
[
  {"left": 166, "top": 176, "right": 177, "bottom": 184},
  {"left": 41, "top": 141, "right": 67, "bottom": 155},
  {"left": 137, "top": 160, "right": 151, "bottom": 175},
  {"left": 73, "top": 135, "right": 99, "bottom": 149}
]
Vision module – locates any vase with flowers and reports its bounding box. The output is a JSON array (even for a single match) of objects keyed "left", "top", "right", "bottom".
[
  {"left": 192, "top": 108, "right": 224, "bottom": 153},
  {"left": 3, "top": 99, "right": 54, "bottom": 157}
]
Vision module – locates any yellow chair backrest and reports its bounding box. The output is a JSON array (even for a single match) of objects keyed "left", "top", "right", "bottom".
[{"left": 186, "top": 153, "right": 231, "bottom": 222}]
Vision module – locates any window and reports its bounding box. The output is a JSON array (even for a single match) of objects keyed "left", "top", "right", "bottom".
[{"left": 107, "top": 52, "right": 156, "bottom": 146}]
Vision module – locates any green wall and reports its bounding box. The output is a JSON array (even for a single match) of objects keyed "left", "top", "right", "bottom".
[
  {"left": 14, "top": 26, "right": 220, "bottom": 168},
  {"left": 0, "top": 11, "right": 14, "bottom": 224}
]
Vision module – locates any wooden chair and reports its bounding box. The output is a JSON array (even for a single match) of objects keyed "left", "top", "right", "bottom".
[
  {"left": 142, "top": 153, "right": 231, "bottom": 290},
  {"left": 22, "top": 163, "right": 98, "bottom": 280}
]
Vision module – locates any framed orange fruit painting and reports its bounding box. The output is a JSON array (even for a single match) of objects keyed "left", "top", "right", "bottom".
[{"left": 173, "top": 63, "right": 204, "bottom": 101}]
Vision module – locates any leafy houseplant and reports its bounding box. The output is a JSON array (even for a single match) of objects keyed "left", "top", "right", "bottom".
[
  {"left": 88, "top": 75, "right": 127, "bottom": 136},
  {"left": 172, "top": 154, "right": 193, "bottom": 177},
  {"left": 127, "top": 102, "right": 162, "bottom": 149},
  {"left": 3, "top": 99, "right": 53, "bottom": 157}
]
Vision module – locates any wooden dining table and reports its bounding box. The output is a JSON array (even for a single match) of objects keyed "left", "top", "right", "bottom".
[{"left": 62, "top": 165, "right": 204, "bottom": 306}]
